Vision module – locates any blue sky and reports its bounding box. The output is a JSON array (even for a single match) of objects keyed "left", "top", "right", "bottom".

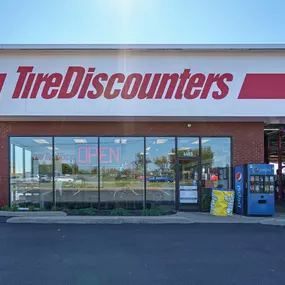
[{"left": 1, "top": 0, "right": 285, "bottom": 44}]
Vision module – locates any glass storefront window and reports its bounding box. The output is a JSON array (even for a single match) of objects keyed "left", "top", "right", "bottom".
[
  {"left": 9, "top": 136, "right": 232, "bottom": 212},
  {"left": 10, "top": 137, "right": 53, "bottom": 208},
  {"left": 146, "top": 137, "right": 176, "bottom": 211},
  {"left": 200, "top": 137, "right": 231, "bottom": 211},
  {"left": 177, "top": 137, "right": 200, "bottom": 157},
  {"left": 54, "top": 137, "right": 99, "bottom": 208},
  {"left": 100, "top": 137, "right": 144, "bottom": 210},
  {"left": 200, "top": 137, "right": 231, "bottom": 198}
]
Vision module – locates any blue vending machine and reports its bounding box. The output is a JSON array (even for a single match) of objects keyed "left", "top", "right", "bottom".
[{"left": 234, "top": 164, "right": 275, "bottom": 216}]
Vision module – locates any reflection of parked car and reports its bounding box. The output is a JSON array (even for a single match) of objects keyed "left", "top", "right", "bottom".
[
  {"left": 115, "top": 174, "right": 128, "bottom": 181},
  {"left": 55, "top": 175, "right": 74, "bottom": 182},
  {"left": 54, "top": 171, "right": 61, "bottom": 178},
  {"left": 137, "top": 175, "right": 151, "bottom": 181},
  {"left": 40, "top": 175, "right": 51, "bottom": 182},
  {"left": 148, "top": 176, "right": 174, "bottom": 183},
  {"left": 76, "top": 175, "right": 98, "bottom": 182},
  {"left": 23, "top": 175, "right": 40, "bottom": 183}
]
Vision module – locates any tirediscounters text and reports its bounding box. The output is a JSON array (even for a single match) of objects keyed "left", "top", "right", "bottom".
[{"left": 11, "top": 66, "right": 233, "bottom": 100}]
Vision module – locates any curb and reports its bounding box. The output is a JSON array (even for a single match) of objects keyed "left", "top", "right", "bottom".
[
  {"left": 6, "top": 216, "right": 285, "bottom": 226},
  {"left": 260, "top": 219, "right": 285, "bottom": 226},
  {"left": 6, "top": 216, "right": 194, "bottom": 224},
  {"left": 0, "top": 211, "right": 67, "bottom": 217},
  {"left": 4, "top": 213, "right": 285, "bottom": 226}
]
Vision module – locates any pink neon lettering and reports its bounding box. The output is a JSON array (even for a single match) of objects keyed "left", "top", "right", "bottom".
[
  {"left": 89, "top": 147, "right": 98, "bottom": 163},
  {"left": 78, "top": 147, "right": 89, "bottom": 163},
  {"left": 110, "top": 147, "right": 120, "bottom": 163},
  {"left": 100, "top": 147, "right": 109, "bottom": 164}
]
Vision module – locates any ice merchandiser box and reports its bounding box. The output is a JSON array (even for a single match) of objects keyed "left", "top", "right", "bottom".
[{"left": 234, "top": 164, "right": 275, "bottom": 216}]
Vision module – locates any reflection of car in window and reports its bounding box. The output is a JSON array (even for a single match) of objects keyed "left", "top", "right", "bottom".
[
  {"left": 76, "top": 175, "right": 97, "bottom": 182},
  {"left": 23, "top": 175, "right": 40, "bottom": 183},
  {"left": 54, "top": 171, "right": 61, "bottom": 178},
  {"left": 74, "top": 175, "right": 97, "bottom": 184},
  {"left": 137, "top": 175, "right": 151, "bottom": 181},
  {"left": 148, "top": 176, "right": 174, "bottom": 183},
  {"left": 55, "top": 175, "right": 74, "bottom": 182},
  {"left": 40, "top": 175, "right": 51, "bottom": 182},
  {"left": 115, "top": 174, "right": 128, "bottom": 181}
]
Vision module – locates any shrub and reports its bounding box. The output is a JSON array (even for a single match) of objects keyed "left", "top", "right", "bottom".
[
  {"left": 0, "top": 205, "right": 10, "bottom": 211},
  {"left": 110, "top": 208, "right": 130, "bottom": 216},
  {"left": 10, "top": 204, "right": 19, "bottom": 212},
  {"left": 28, "top": 205, "right": 36, "bottom": 211},
  {"left": 141, "top": 209, "right": 165, "bottom": 216},
  {"left": 66, "top": 208, "right": 98, "bottom": 216},
  {"left": 61, "top": 208, "right": 71, "bottom": 214},
  {"left": 0, "top": 204, "right": 18, "bottom": 212},
  {"left": 78, "top": 208, "right": 98, "bottom": 216},
  {"left": 51, "top": 206, "right": 60, "bottom": 211}
]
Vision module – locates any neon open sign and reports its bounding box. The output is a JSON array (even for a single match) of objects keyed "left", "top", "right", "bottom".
[{"left": 77, "top": 146, "right": 121, "bottom": 165}]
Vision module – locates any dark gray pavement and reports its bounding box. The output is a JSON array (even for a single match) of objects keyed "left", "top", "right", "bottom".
[{"left": 0, "top": 223, "right": 285, "bottom": 285}]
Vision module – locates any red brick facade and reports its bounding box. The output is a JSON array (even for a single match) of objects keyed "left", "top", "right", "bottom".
[{"left": 0, "top": 121, "right": 264, "bottom": 206}]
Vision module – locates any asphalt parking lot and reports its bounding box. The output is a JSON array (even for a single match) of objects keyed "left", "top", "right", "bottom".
[{"left": 0, "top": 223, "right": 285, "bottom": 285}]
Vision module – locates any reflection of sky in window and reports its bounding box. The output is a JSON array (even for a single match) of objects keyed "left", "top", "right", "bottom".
[
  {"left": 54, "top": 137, "right": 98, "bottom": 172},
  {"left": 11, "top": 137, "right": 52, "bottom": 174},
  {"left": 202, "top": 138, "right": 231, "bottom": 167},
  {"left": 177, "top": 137, "right": 199, "bottom": 156},
  {"left": 146, "top": 138, "right": 175, "bottom": 171},
  {"left": 25, "top": 149, "right": 32, "bottom": 173},
  {"left": 54, "top": 137, "right": 144, "bottom": 171},
  {"left": 11, "top": 137, "right": 231, "bottom": 173},
  {"left": 15, "top": 146, "right": 23, "bottom": 173},
  {"left": 101, "top": 138, "right": 144, "bottom": 170}
]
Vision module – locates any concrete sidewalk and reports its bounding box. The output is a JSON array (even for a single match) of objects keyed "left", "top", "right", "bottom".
[{"left": 5, "top": 211, "right": 285, "bottom": 226}]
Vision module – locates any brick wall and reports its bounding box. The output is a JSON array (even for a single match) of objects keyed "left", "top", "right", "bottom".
[{"left": 0, "top": 121, "right": 264, "bottom": 206}]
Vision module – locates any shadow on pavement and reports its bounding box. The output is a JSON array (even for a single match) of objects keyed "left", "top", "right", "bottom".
[{"left": 0, "top": 217, "right": 9, "bottom": 223}]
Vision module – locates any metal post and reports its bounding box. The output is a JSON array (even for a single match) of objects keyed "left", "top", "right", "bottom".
[
  {"left": 264, "top": 135, "right": 269, "bottom": 164},
  {"left": 278, "top": 132, "right": 283, "bottom": 200},
  {"left": 143, "top": 137, "right": 146, "bottom": 209},
  {"left": 98, "top": 138, "right": 101, "bottom": 211},
  {"left": 52, "top": 137, "right": 55, "bottom": 208}
]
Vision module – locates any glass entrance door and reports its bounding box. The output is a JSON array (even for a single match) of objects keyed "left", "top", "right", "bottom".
[{"left": 178, "top": 159, "right": 200, "bottom": 210}]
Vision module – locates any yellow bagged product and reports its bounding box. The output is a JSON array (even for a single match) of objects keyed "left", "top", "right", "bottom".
[{"left": 210, "top": 189, "right": 234, "bottom": 216}]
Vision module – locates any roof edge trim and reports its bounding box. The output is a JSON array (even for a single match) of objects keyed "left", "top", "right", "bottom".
[{"left": 1, "top": 44, "right": 285, "bottom": 51}]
